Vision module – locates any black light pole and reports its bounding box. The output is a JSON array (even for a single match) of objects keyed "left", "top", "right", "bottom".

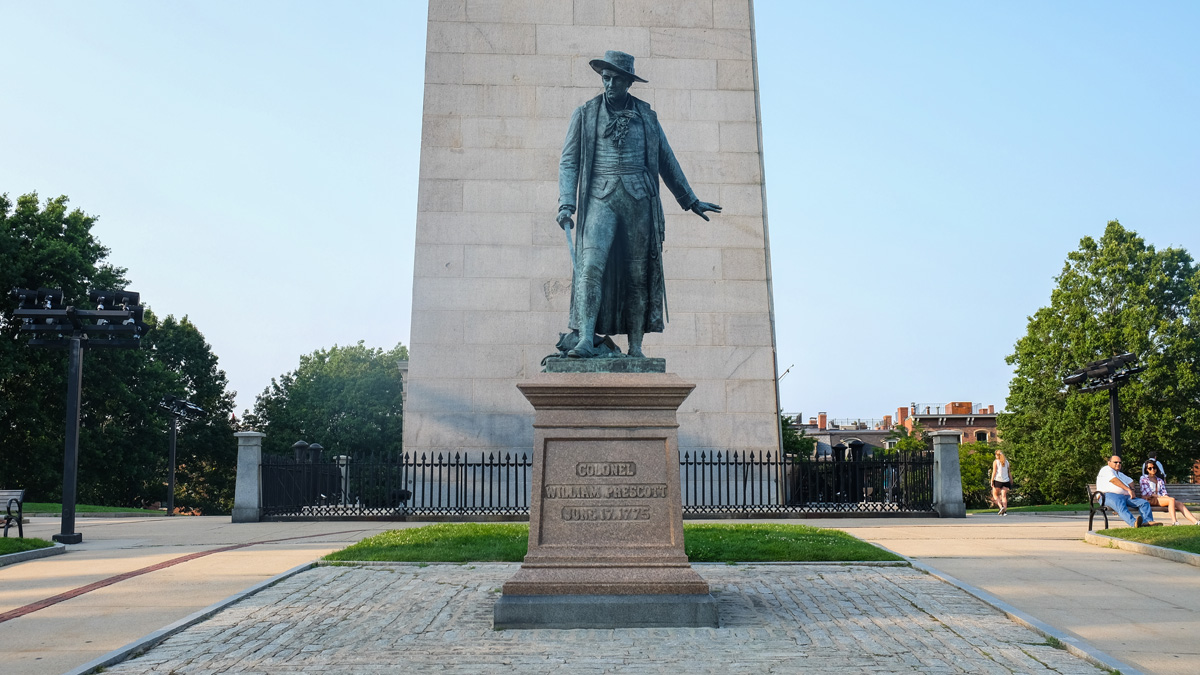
[
  {"left": 1063, "top": 352, "right": 1144, "bottom": 459},
  {"left": 62, "top": 332, "right": 84, "bottom": 541},
  {"left": 10, "top": 288, "right": 148, "bottom": 544},
  {"left": 158, "top": 395, "right": 205, "bottom": 516},
  {"left": 169, "top": 414, "right": 177, "bottom": 513},
  {"left": 1108, "top": 387, "right": 1122, "bottom": 458}
]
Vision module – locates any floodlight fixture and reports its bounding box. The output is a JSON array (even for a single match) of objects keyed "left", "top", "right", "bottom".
[
  {"left": 1062, "top": 352, "right": 1146, "bottom": 461},
  {"left": 1063, "top": 371, "right": 1087, "bottom": 386}
]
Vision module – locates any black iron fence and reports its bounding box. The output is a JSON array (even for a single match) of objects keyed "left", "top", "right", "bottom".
[
  {"left": 260, "top": 449, "right": 935, "bottom": 520},
  {"left": 261, "top": 452, "right": 532, "bottom": 519},
  {"left": 681, "top": 450, "right": 935, "bottom": 515}
]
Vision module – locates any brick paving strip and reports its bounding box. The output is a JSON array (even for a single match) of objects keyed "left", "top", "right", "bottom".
[
  {"left": 0, "top": 529, "right": 367, "bottom": 625},
  {"left": 101, "top": 564, "right": 1107, "bottom": 674}
]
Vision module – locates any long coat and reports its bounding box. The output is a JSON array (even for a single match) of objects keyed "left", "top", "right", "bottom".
[{"left": 558, "top": 95, "right": 698, "bottom": 336}]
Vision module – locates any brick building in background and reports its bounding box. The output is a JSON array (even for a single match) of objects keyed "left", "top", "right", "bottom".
[
  {"left": 786, "top": 402, "right": 1001, "bottom": 458},
  {"left": 896, "top": 402, "right": 999, "bottom": 444}
]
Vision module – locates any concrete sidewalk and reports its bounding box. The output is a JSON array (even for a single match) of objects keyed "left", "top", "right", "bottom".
[
  {"left": 0, "top": 516, "right": 404, "bottom": 675},
  {"left": 835, "top": 512, "right": 1200, "bottom": 675}
]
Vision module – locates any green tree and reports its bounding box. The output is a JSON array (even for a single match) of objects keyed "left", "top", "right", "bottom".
[
  {"left": 245, "top": 341, "right": 409, "bottom": 458},
  {"left": 1, "top": 192, "right": 129, "bottom": 499},
  {"left": 885, "top": 420, "right": 929, "bottom": 454},
  {"left": 1000, "top": 222, "right": 1200, "bottom": 503},
  {"left": 780, "top": 413, "right": 815, "bottom": 458},
  {"left": 147, "top": 316, "right": 237, "bottom": 513},
  {"left": 959, "top": 442, "right": 999, "bottom": 508},
  {"left": 1, "top": 193, "right": 237, "bottom": 511}
]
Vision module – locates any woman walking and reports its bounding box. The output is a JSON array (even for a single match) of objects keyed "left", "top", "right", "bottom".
[
  {"left": 1140, "top": 460, "right": 1199, "bottom": 525},
  {"left": 992, "top": 449, "right": 1012, "bottom": 516}
]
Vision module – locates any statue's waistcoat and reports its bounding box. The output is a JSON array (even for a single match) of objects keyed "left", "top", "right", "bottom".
[{"left": 592, "top": 104, "right": 651, "bottom": 201}]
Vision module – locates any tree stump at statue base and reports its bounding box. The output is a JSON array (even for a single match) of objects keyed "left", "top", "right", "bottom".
[{"left": 493, "top": 372, "right": 718, "bottom": 629}]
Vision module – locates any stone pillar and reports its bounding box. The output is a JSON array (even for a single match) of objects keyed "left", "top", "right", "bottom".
[
  {"left": 930, "top": 431, "right": 966, "bottom": 518},
  {"left": 232, "top": 431, "right": 264, "bottom": 523},
  {"left": 494, "top": 372, "right": 718, "bottom": 629}
]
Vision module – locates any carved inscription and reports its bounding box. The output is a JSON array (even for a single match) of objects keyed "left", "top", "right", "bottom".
[
  {"left": 545, "top": 484, "right": 667, "bottom": 499},
  {"left": 576, "top": 462, "right": 636, "bottom": 477},
  {"left": 561, "top": 506, "right": 651, "bottom": 521}
]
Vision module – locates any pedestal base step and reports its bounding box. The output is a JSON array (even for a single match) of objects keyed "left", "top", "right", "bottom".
[
  {"left": 493, "top": 593, "right": 719, "bottom": 630},
  {"left": 543, "top": 357, "right": 665, "bottom": 373}
]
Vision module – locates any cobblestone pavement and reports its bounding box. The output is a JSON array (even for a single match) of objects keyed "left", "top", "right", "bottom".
[{"left": 106, "top": 563, "right": 1104, "bottom": 674}]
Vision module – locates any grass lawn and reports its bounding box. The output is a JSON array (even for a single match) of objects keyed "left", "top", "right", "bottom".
[
  {"left": 1099, "top": 524, "right": 1200, "bottom": 555},
  {"left": 967, "top": 503, "right": 1089, "bottom": 514},
  {"left": 0, "top": 537, "right": 55, "bottom": 556},
  {"left": 325, "top": 522, "right": 903, "bottom": 563},
  {"left": 22, "top": 502, "right": 164, "bottom": 514}
]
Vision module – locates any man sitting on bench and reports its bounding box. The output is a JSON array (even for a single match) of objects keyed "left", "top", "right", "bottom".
[{"left": 1096, "top": 454, "right": 1158, "bottom": 528}]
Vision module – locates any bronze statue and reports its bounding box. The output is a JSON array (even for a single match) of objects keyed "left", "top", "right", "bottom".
[{"left": 557, "top": 50, "right": 720, "bottom": 359}]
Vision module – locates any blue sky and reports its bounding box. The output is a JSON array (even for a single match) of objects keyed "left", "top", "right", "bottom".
[{"left": 3, "top": 1, "right": 1197, "bottom": 421}]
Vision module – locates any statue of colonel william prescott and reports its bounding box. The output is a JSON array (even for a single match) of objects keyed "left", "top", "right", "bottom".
[{"left": 557, "top": 50, "right": 721, "bottom": 359}]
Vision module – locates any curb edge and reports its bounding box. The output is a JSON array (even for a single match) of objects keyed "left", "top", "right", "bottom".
[
  {"left": 1085, "top": 531, "right": 1200, "bottom": 567},
  {"left": 0, "top": 542, "right": 66, "bottom": 567},
  {"left": 908, "top": 556, "right": 1142, "bottom": 675}
]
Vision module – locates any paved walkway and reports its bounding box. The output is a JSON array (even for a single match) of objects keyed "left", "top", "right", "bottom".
[
  {"left": 2, "top": 512, "right": 1195, "bottom": 674},
  {"left": 102, "top": 563, "right": 1103, "bottom": 674},
  {"left": 837, "top": 512, "right": 1200, "bottom": 675},
  {"left": 0, "top": 516, "right": 404, "bottom": 675}
]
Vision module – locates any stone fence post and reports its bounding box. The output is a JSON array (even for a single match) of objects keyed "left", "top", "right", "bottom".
[
  {"left": 232, "top": 431, "right": 264, "bottom": 523},
  {"left": 930, "top": 430, "right": 966, "bottom": 518}
]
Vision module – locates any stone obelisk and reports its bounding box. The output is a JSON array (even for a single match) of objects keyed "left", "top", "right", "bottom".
[{"left": 404, "top": 0, "right": 781, "bottom": 475}]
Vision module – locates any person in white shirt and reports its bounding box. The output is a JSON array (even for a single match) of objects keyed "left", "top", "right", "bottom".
[
  {"left": 1095, "top": 455, "right": 1156, "bottom": 528},
  {"left": 991, "top": 450, "right": 1012, "bottom": 516}
]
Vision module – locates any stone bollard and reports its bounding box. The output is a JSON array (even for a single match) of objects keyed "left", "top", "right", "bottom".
[
  {"left": 232, "top": 431, "right": 265, "bottom": 523},
  {"left": 930, "top": 430, "right": 966, "bottom": 518}
]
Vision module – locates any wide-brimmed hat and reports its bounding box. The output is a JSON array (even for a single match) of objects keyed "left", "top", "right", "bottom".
[{"left": 589, "top": 50, "right": 648, "bottom": 83}]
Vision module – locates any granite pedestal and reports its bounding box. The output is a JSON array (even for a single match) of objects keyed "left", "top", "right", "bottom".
[{"left": 493, "top": 372, "right": 718, "bottom": 629}]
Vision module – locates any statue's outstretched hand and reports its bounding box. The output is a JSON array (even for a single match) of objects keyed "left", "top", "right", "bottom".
[
  {"left": 557, "top": 207, "right": 575, "bottom": 230},
  {"left": 690, "top": 201, "right": 722, "bottom": 221}
]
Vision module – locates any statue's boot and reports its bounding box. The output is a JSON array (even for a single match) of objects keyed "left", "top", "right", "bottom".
[
  {"left": 626, "top": 258, "right": 649, "bottom": 358},
  {"left": 568, "top": 261, "right": 603, "bottom": 358}
]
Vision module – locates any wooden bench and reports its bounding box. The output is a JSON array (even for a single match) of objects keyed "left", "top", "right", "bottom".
[
  {"left": 1087, "top": 483, "right": 1200, "bottom": 530},
  {"left": 2, "top": 489, "right": 24, "bottom": 539}
]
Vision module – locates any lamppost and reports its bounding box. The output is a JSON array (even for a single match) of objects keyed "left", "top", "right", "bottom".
[
  {"left": 1063, "top": 353, "right": 1145, "bottom": 458},
  {"left": 10, "top": 288, "right": 148, "bottom": 544},
  {"left": 158, "top": 395, "right": 205, "bottom": 516}
]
